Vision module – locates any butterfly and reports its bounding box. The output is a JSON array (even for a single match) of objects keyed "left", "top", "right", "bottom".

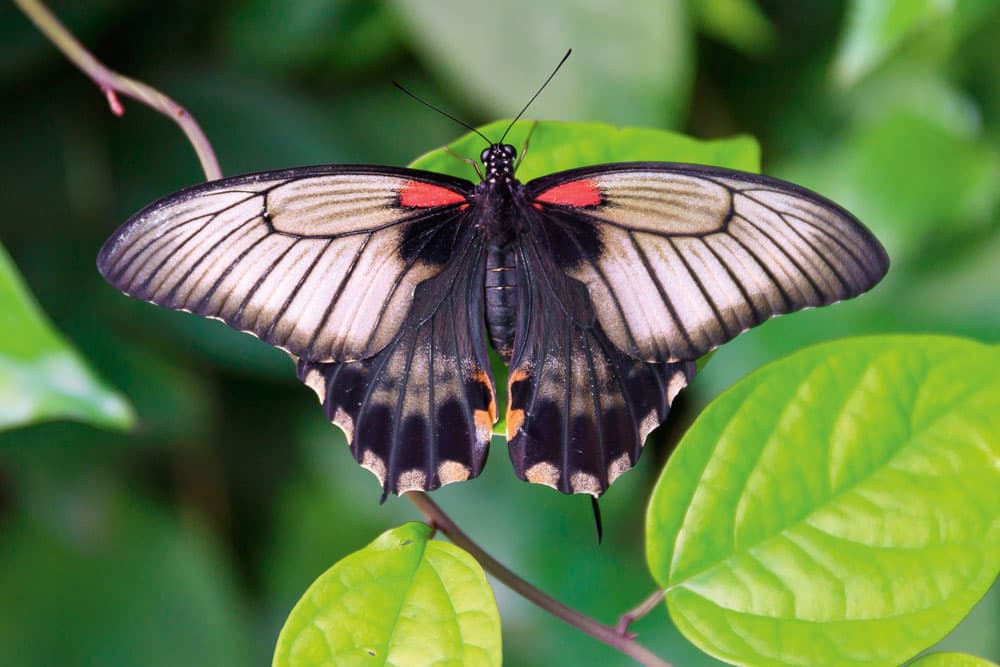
[{"left": 97, "top": 122, "right": 889, "bottom": 500}]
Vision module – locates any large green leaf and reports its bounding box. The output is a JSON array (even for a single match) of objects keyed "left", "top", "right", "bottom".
[
  {"left": 911, "top": 654, "right": 1000, "bottom": 667},
  {"left": 389, "top": 0, "right": 693, "bottom": 128},
  {"left": 273, "top": 522, "right": 501, "bottom": 667},
  {"left": 0, "top": 243, "right": 133, "bottom": 432},
  {"left": 646, "top": 335, "right": 1000, "bottom": 667}
]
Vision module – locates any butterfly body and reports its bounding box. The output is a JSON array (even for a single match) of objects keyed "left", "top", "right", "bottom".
[
  {"left": 99, "top": 138, "right": 888, "bottom": 499},
  {"left": 472, "top": 143, "right": 532, "bottom": 362}
]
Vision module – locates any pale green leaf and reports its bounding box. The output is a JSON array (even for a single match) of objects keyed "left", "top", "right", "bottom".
[
  {"left": 646, "top": 335, "right": 1000, "bottom": 667},
  {"left": 0, "top": 243, "right": 133, "bottom": 431},
  {"left": 273, "top": 522, "right": 501, "bottom": 667},
  {"left": 389, "top": 0, "right": 693, "bottom": 128},
  {"left": 411, "top": 120, "right": 759, "bottom": 183},
  {"left": 911, "top": 653, "right": 1000, "bottom": 667}
]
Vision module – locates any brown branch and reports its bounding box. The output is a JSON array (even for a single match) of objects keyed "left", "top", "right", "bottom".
[
  {"left": 407, "top": 491, "right": 673, "bottom": 667},
  {"left": 14, "top": 0, "right": 222, "bottom": 181}
]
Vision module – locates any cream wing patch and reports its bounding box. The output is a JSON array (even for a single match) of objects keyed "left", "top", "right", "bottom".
[
  {"left": 557, "top": 167, "right": 888, "bottom": 362},
  {"left": 98, "top": 171, "right": 466, "bottom": 363}
]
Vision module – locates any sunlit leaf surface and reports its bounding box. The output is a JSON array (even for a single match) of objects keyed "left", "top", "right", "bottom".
[
  {"left": 647, "top": 336, "right": 1000, "bottom": 667},
  {"left": 273, "top": 522, "right": 501, "bottom": 667}
]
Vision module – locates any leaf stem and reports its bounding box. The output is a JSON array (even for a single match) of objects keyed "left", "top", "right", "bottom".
[
  {"left": 13, "top": 0, "right": 222, "bottom": 181},
  {"left": 616, "top": 589, "right": 667, "bottom": 637},
  {"left": 406, "top": 491, "right": 673, "bottom": 667}
]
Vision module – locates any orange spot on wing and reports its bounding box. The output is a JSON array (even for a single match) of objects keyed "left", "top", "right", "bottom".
[
  {"left": 508, "top": 368, "right": 530, "bottom": 386},
  {"left": 474, "top": 409, "right": 494, "bottom": 439},
  {"left": 469, "top": 368, "right": 497, "bottom": 420},
  {"left": 506, "top": 408, "right": 525, "bottom": 439},
  {"left": 506, "top": 366, "right": 530, "bottom": 438},
  {"left": 399, "top": 181, "right": 467, "bottom": 208},
  {"left": 534, "top": 179, "right": 601, "bottom": 207}
]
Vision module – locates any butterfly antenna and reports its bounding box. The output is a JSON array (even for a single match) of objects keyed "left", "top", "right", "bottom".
[
  {"left": 499, "top": 49, "right": 572, "bottom": 144},
  {"left": 591, "top": 496, "right": 604, "bottom": 545},
  {"left": 392, "top": 81, "right": 492, "bottom": 146}
]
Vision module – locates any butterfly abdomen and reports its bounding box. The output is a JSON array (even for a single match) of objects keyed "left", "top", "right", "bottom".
[{"left": 485, "top": 243, "right": 518, "bottom": 362}]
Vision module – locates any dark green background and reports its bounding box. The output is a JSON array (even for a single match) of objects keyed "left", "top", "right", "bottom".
[{"left": 2, "top": 1, "right": 998, "bottom": 665}]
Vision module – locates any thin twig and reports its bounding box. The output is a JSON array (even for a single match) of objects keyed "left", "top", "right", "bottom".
[
  {"left": 616, "top": 589, "right": 667, "bottom": 637},
  {"left": 14, "top": 0, "right": 222, "bottom": 181},
  {"left": 407, "top": 492, "right": 673, "bottom": 667}
]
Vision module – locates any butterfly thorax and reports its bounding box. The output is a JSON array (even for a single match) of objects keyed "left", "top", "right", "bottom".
[
  {"left": 478, "top": 144, "right": 523, "bottom": 362},
  {"left": 480, "top": 143, "right": 517, "bottom": 185}
]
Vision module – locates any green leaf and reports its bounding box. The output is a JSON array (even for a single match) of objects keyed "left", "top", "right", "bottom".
[
  {"left": 646, "top": 335, "right": 1000, "bottom": 667},
  {"left": 0, "top": 243, "right": 133, "bottom": 431},
  {"left": 689, "top": 0, "right": 775, "bottom": 57},
  {"left": 412, "top": 120, "right": 758, "bottom": 433},
  {"left": 389, "top": 0, "right": 694, "bottom": 128},
  {"left": 411, "top": 120, "right": 760, "bottom": 183},
  {"left": 911, "top": 654, "right": 1000, "bottom": 667},
  {"left": 273, "top": 522, "right": 501, "bottom": 667}
]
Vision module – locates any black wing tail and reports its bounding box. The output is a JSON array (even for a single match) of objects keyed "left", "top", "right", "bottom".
[
  {"left": 506, "top": 237, "right": 694, "bottom": 496},
  {"left": 297, "top": 236, "right": 496, "bottom": 498}
]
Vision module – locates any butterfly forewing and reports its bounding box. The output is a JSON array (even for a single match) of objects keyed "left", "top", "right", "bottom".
[
  {"left": 527, "top": 163, "right": 890, "bottom": 364},
  {"left": 98, "top": 166, "right": 474, "bottom": 363}
]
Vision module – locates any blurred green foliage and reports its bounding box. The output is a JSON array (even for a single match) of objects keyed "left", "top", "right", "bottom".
[{"left": 1, "top": 1, "right": 998, "bottom": 665}]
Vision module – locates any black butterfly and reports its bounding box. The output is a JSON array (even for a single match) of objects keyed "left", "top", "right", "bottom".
[{"left": 97, "top": 125, "right": 888, "bottom": 499}]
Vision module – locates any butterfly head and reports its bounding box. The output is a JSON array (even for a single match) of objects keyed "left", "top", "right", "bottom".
[{"left": 481, "top": 144, "right": 517, "bottom": 184}]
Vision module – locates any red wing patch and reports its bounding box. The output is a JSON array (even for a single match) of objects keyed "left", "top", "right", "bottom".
[
  {"left": 534, "top": 179, "right": 602, "bottom": 207},
  {"left": 399, "top": 181, "right": 467, "bottom": 208}
]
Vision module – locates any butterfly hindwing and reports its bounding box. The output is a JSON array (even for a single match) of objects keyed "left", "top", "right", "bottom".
[
  {"left": 526, "top": 163, "right": 890, "bottom": 363},
  {"left": 297, "top": 222, "right": 496, "bottom": 497},
  {"left": 98, "top": 166, "right": 474, "bottom": 363},
  {"left": 505, "top": 212, "right": 694, "bottom": 496}
]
